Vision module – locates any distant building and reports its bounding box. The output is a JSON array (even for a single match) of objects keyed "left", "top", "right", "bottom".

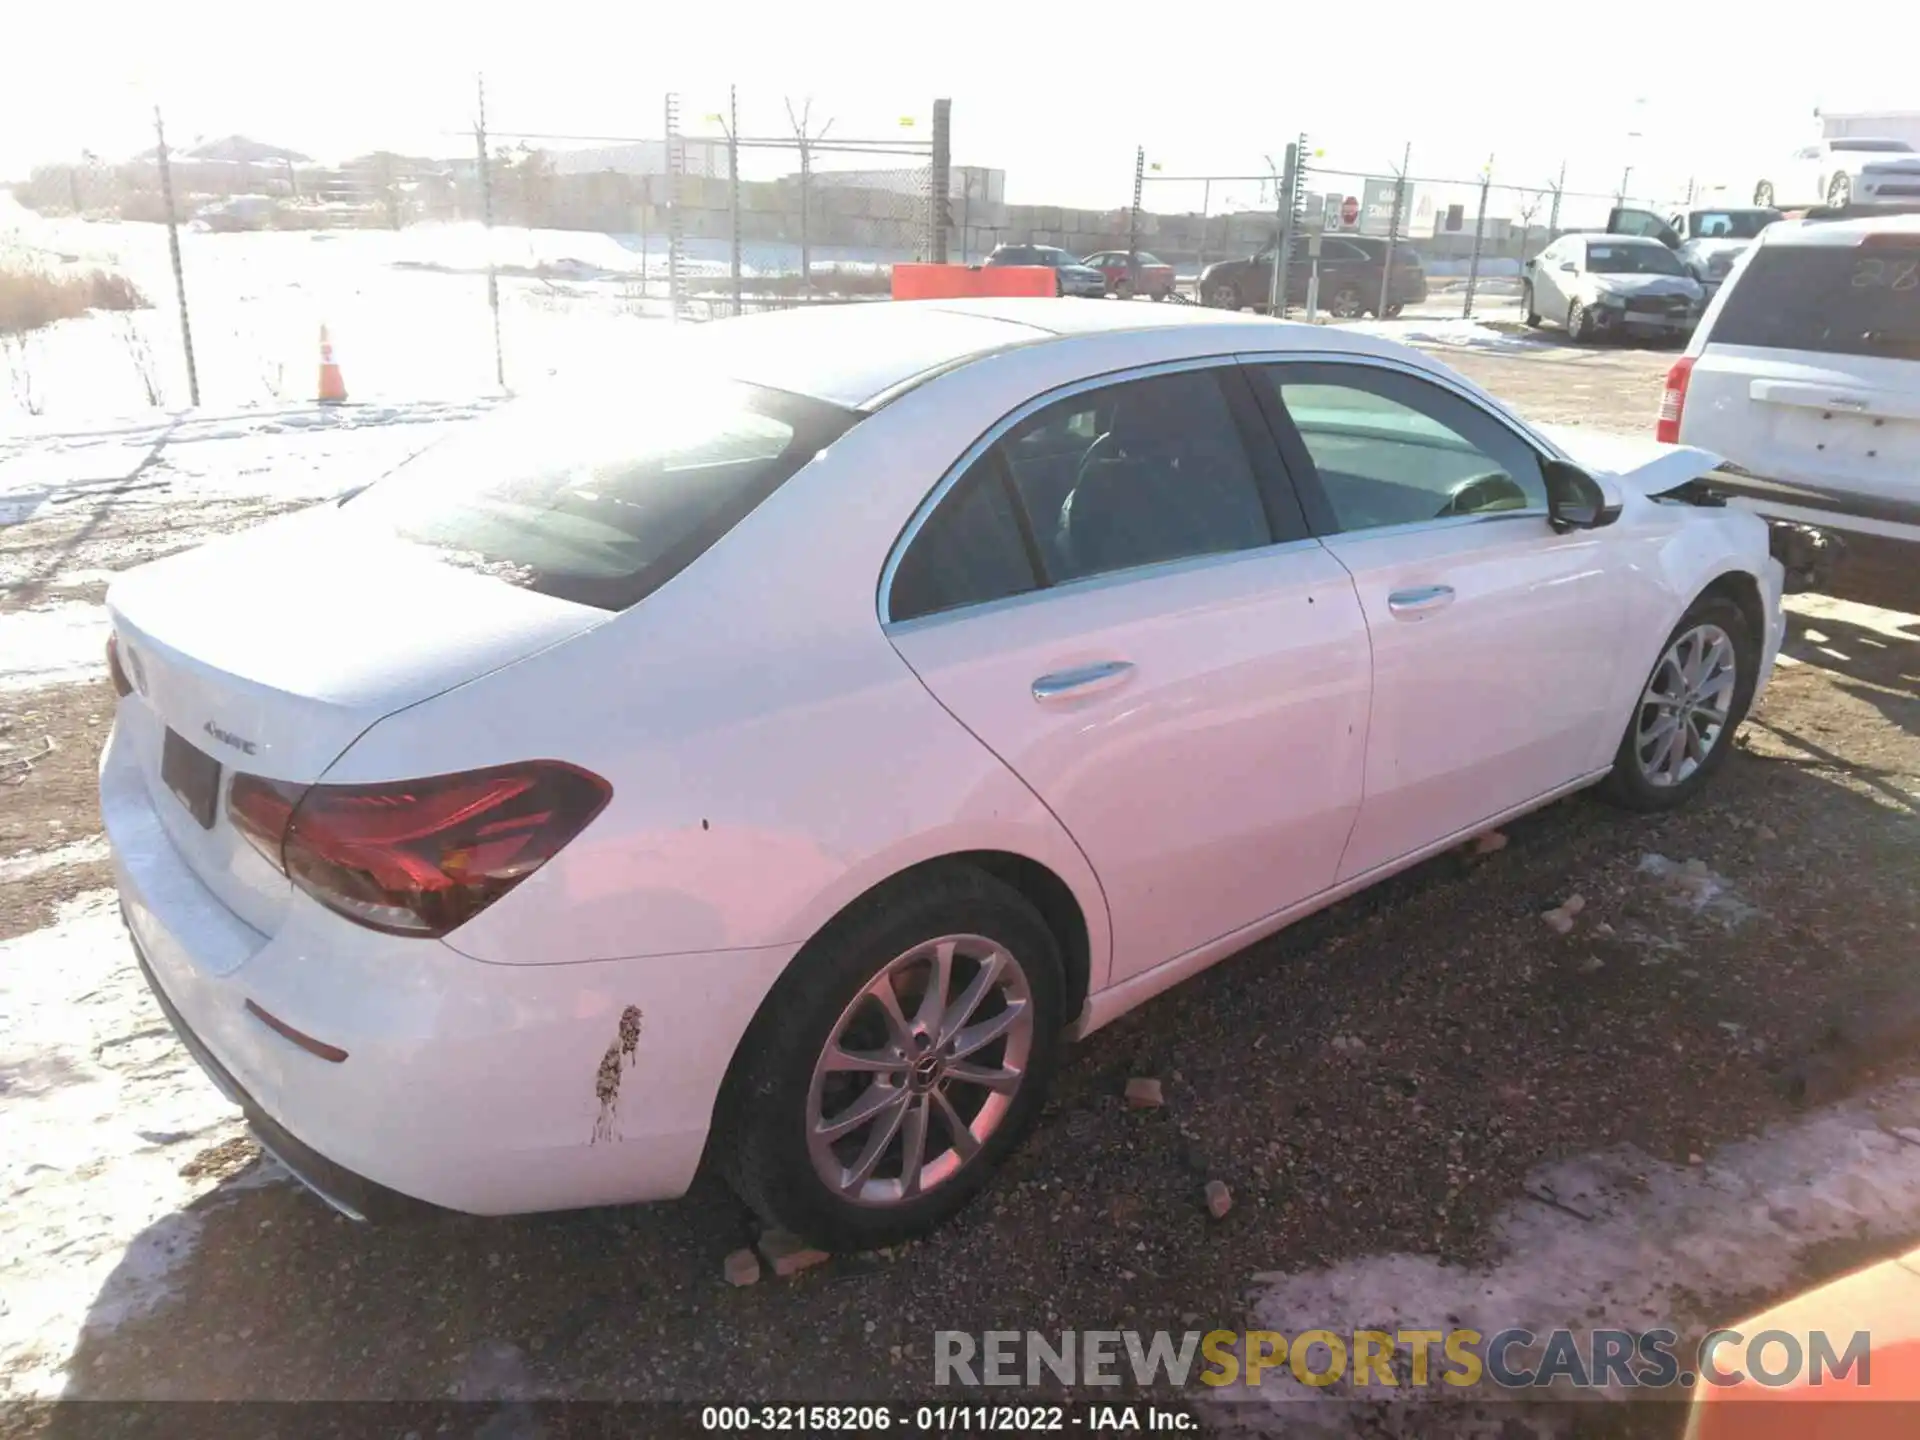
[{"left": 1817, "top": 110, "right": 1920, "bottom": 148}]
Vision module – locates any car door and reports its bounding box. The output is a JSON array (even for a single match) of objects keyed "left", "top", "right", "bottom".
[
  {"left": 1788, "top": 146, "right": 1822, "bottom": 205},
  {"left": 883, "top": 362, "right": 1372, "bottom": 983},
  {"left": 1241, "top": 356, "right": 1631, "bottom": 881}
]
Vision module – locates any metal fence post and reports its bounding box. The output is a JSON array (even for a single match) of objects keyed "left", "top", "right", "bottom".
[
  {"left": 665, "top": 93, "right": 686, "bottom": 320},
  {"left": 729, "top": 85, "right": 742, "bottom": 316},
  {"left": 1378, "top": 140, "right": 1410, "bottom": 320},
  {"left": 1128, "top": 145, "right": 1144, "bottom": 283},
  {"left": 930, "top": 99, "right": 952, "bottom": 264},
  {"left": 1548, "top": 159, "right": 1566, "bottom": 234},
  {"left": 1197, "top": 178, "right": 1211, "bottom": 275},
  {"left": 475, "top": 77, "right": 504, "bottom": 389},
  {"left": 1462, "top": 158, "right": 1492, "bottom": 320},
  {"left": 152, "top": 107, "right": 199, "bottom": 407},
  {"left": 798, "top": 147, "right": 811, "bottom": 296},
  {"left": 1267, "top": 146, "right": 1293, "bottom": 314}
]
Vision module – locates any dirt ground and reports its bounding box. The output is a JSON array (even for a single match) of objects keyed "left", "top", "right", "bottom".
[{"left": 2, "top": 337, "right": 1916, "bottom": 1436}]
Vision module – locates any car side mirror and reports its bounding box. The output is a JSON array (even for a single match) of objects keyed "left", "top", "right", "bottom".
[
  {"left": 1558, "top": 261, "right": 1577, "bottom": 273},
  {"left": 1544, "top": 460, "right": 1619, "bottom": 532}
]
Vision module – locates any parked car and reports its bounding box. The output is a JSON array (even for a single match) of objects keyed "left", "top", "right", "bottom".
[
  {"left": 983, "top": 244, "right": 1106, "bottom": 297},
  {"left": 1753, "top": 138, "right": 1920, "bottom": 210},
  {"left": 106, "top": 300, "right": 1784, "bottom": 1249},
  {"left": 1523, "top": 235, "right": 1704, "bottom": 343},
  {"left": 1080, "top": 250, "right": 1176, "bottom": 300},
  {"left": 1607, "top": 205, "right": 1783, "bottom": 297},
  {"left": 1199, "top": 235, "right": 1427, "bottom": 317},
  {"left": 1658, "top": 209, "right": 1920, "bottom": 566}
]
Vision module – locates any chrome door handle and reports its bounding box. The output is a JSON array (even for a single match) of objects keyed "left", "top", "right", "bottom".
[
  {"left": 1386, "top": 584, "right": 1456, "bottom": 618},
  {"left": 1031, "top": 660, "right": 1135, "bottom": 702}
]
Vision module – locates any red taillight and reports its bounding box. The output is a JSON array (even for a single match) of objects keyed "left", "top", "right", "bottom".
[
  {"left": 226, "top": 761, "right": 611, "bottom": 937},
  {"left": 106, "top": 634, "right": 132, "bottom": 698},
  {"left": 1656, "top": 355, "right": 1695, "bottom": 444}
]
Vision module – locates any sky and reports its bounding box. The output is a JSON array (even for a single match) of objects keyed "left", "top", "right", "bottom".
[{"left": 2, "top": 0, "right": 1917, "bottom": 214}]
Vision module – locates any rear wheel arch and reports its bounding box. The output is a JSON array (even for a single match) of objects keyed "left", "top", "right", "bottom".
[{"left": 702, "top": 849, "right": 1095, "bottom": 1165}]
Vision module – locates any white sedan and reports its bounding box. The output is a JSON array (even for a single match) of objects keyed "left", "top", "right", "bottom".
[{"left": 102, "top": 300, "right": 1786, "bottom": 1249}]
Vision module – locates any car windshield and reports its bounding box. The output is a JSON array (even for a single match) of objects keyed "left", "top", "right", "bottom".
[
  {"left": 1709, "top": 241, "right": 1920, "bottom": 360},
  {"left": 1831, "top": 139, "right": 1915, "bottom": 153},
  {"left": 1689, "top": 210, "right": 1781, "bottom": 239},
  {"left": 342, "top": 377, "right": 857, "bottom": 611},
  {"left": 1035, "top": 248, "right": 1072, "bottom": 266},
  {"left": 1586, "top": 242, "right": 1685, "bottom": 276}
]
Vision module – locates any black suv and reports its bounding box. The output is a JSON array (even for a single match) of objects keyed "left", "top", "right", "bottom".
[{"left": 1198, "top": 236, "right": 1427, "bottom": 317}]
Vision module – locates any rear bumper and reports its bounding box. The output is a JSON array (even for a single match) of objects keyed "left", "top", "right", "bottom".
[
  {"left": 102, "top": 713, "right": 797, "bottom": 1217},
  {"left": 1704, "top": 468, "right": 1920, "bottom": 547}
]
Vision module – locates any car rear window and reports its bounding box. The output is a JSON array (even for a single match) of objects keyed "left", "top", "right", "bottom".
[
  {"left": 342, "top": 378, "right": 857, "bottom": 611},
  {"left": 1710, "top": 243, "right": 1920, "bottom": 360}
]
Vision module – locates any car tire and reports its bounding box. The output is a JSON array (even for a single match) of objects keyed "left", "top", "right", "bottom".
[
  {"left": 1754, "top": 181, "right": 1774, "bottom": 207},
  {"left": 1115, "top": 278, "right": 1134, "bottom": 300},
  {"left": 1328, "top": 285, "right": 1365, "bottom": 319},
  {"left": 1566, "top": 300, "right": 1593, "bottom": 343},
  {"left": 1054, "top": 275, "right": 1065, "bottom": 298},
  {"left": 1383, "top": 302, "right": 1405, "bottom": 318},
  {"left": 720, "top": 864, "right": 1067, "bottom": 1251},
  {"left": 1150, "top": 288, "right": 1166, "bottom": 302},
  {"left": 1205, "top": 284, "right": 1240, "bottom": 310},
  {"left": 1599, "top": 594, "right": 1758, "bottom": 813},
  {"left": 1827, "top": 173, "right": 1852, "bottom": 208},
  {"left": 1521, "top": 283, "right": 1541, "bottom": 327}
]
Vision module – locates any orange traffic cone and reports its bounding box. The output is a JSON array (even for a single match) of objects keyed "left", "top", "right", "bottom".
[{"left": 317, "top": 324, "right": 347, "bottom": 404}]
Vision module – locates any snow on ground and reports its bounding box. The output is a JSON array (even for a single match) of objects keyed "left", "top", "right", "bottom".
[
  {"left": 0, "top": 890, "right": 286, "bottom": 1397},
  {"left": 1211, "top": 1082, "right": 1920, "bottom": 1434},
  {"left": 1342, "top": 317, "right": 1547, "bottom": 352},
  {"left": 0, "top": 605, "right": 110, "bottom": 691}
]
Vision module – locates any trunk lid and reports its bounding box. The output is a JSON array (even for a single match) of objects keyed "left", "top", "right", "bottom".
[{"left": 106, "top": 506, "right": 608, "bottom": 936}]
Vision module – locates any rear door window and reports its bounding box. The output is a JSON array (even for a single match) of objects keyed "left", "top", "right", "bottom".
[
  {"left": 344, "top": 379, "right": 856, "bottom": 611},
  {"left": 1710, "top": 243, "right": 1920, "bottom": 360}
]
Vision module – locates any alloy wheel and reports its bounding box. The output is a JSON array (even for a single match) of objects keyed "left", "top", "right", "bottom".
[
  {"left": 1329, "top": 286, "right": 1364, "bottom": 319},
  {"left": 806, "top": 935, "right": 1034, "bottom": 1206},
  {"left": 1634, "top": 623, "right": 1737, "bottom": 788}
]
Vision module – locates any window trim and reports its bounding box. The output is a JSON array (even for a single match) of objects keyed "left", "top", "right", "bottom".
[
  {"left": 877, "top": 356, "right": 1305, "bottom": 627},
  {"left": 1234, "top": 351, "right": 1562, "bottom": 540}
]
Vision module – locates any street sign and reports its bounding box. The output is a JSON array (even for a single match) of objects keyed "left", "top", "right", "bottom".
[{"left": 1339, "top": 195, "right": 1360, "bottom": 227}]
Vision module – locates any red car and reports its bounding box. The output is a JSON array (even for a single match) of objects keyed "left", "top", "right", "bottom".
[{"left": 1081, "top": 250, "right": 1176, "bottom": 299}]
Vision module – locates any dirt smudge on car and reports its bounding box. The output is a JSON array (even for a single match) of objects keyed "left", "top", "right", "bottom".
[{"left": 591, "top": 1005, "right": 644, "bottom": 1144}]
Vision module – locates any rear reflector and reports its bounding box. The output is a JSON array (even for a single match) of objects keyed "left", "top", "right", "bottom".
[
  {"left": 245, "top": 999, "right": 349, "bottom": 1063},
  {"left": 1656, "top": 355, "right": 1695, "bottom": 444},
  {"left": 227, "top": 761, "right": 611, "bottom": 937},
  {"left": 107, "top": 634, "right": 132, "bottom": 698}
]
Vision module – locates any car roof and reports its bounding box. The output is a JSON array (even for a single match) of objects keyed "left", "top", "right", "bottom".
[
  {"left": 1584, "top": 234, "right": 1667, "bottom": 247},
  {"left": 1760, "top": 210, "right": 1920, "bottom": 247},
  {"left": 682, "top": 298, "right": 1413, "bottom": 409}
]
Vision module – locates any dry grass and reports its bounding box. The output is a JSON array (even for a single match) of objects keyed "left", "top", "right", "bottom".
[{"left": 0, "top": 264, "right": 148, "bottom": 336}]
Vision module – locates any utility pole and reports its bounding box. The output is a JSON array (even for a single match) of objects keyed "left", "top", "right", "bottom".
[
  {"left": 1548, "top": 159, "right": 1567, "bottom": 234},
  {"left": 152, "top": 107, "right": 199, "bottom": 407},
  {"left": 475, "top": 76, "right": 503, "bottom": 389},
  {"left": 1462, "top": 155, "right": 1493, "bottom": 320},
  {"left": 1378, "top": 140, "right": 1411, "bottom": 320}
]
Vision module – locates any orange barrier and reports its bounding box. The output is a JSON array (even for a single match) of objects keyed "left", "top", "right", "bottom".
[
  {"left": 1685, "top": 1246, "right": 1920, "bottom": 1439},
  {"left": 317, "top": 324, "right": 347, "bottom": 404},
  {"left": 892, "top": 264, "right": 1056, "bottom": 300}
]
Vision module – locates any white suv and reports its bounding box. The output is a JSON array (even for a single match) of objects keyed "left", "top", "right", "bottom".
[{"left": 1659, "top": 210, "right": 1920, "bottom": 575}]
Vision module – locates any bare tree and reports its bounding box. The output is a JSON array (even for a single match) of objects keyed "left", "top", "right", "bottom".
[
  {"left": 784, "top": 98, "right": 834, "bottom": 296},
  {"left": 1511, "top": 188, "right": 1546, "bottom": 261}
]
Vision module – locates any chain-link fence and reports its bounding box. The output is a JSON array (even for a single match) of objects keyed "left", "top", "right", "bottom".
[
  {"left": 1, "top": 86, "right": 951, "bottom": 418},
  {"left": 1120, "top": 139, "right": 1688, "bottom": 323}
]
